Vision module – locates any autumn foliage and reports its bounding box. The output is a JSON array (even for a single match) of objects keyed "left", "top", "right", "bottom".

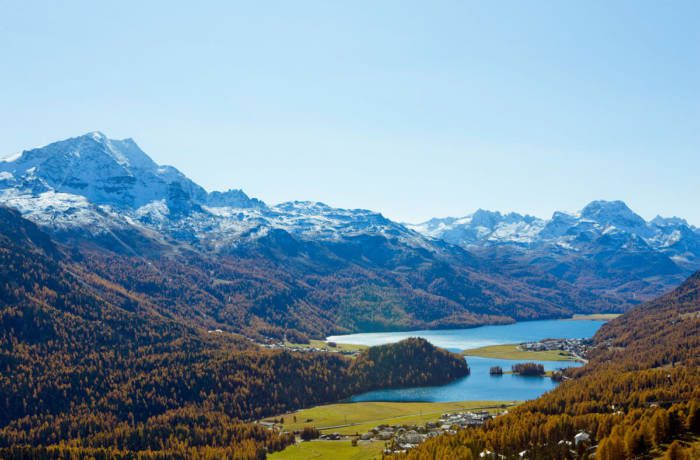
[
  {"left": 0, "top": 207, "right": 468, "bottom": 458},
  {"left": 391, "top": 271, "right": 700, "bottom": 459}
]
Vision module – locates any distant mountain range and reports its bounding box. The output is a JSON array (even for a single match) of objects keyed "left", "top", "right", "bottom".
[
  {"left": 409, "top": 201, "right": 700, "bottom": 270},
  {"left": 408, "top": 201, "right": 699, "bottom": 303},
  {"left": 1, "top": 132, "right": 697, "bottom": 336}
]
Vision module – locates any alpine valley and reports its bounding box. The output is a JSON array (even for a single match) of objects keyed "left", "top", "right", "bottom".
[
  {"left": 1, "top": 133, "right": 700, "bottom": 460},
  {"left": 1, "top": 133, "right": 698, "bottom": 339}
]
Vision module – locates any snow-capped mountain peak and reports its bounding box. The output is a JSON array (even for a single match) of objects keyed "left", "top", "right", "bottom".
[
  {"left": 579, "top": 200, "right": 648, "bottom": 234},
  {"left": 0, "top": 133, "right": 428, "bottom": 249},
  {"left": 0, "top": 132, "right": 208, "bottom": 210}
]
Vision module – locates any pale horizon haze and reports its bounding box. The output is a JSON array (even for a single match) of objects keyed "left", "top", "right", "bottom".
[{"left": 1, "top": 1, "right": 698, "bottom": 225}]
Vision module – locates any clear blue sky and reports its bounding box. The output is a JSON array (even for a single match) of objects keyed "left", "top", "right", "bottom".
[{"left": 1, "top": 1, "right": 698, "bottom": 224}]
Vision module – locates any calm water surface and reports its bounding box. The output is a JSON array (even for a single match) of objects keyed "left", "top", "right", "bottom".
[
  {"left": 327, "top": 319, "right": 604, "bottom": 351},
  {"left": 327, "top": 319, "right": 605, "bottom": 402}
]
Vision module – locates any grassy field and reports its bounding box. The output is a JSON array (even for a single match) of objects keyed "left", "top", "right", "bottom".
[
  {"left": 285, "top": 340, "right": 368, "bottom": 353},
  {"left": 462, "top": 343, "right": 577, "bottom": 361},
  {"left": 268, "top": 440, "right": 385, "bottom": 460},
  {"left": 570, "top": 313, "right": 621, "bottom": 321},
  {"left": 263, "top": 400, "right": 516, "bottom": 436}
]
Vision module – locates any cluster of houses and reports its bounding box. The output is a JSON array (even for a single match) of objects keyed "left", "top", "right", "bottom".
[
  {"left": 255, "top": 337, "right": 359, "bottom": 355},
  {"left": 261, "top": 342, "right": 327, "bottom": 353},
  {"left": 371, "top": 411, "right": 495, "bottom": 453},
  {"left": 438, "top": 410, "right": 493, "bottom": 427},
  {"left": 258, "top": 340, "right": 358, "bottom": 355},
  {"left": 261, "top": 406, "right": 595, "bottom": 457},
  {"left": 373, "top": 415, "right": 593, "bottom": 457},
  {"left": 519, "top": 338, "right": 591, "bottom": 359}
]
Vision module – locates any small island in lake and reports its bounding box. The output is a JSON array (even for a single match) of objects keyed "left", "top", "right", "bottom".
[{"left": 511, "top": 362, "right": 545, "bottom": 376}]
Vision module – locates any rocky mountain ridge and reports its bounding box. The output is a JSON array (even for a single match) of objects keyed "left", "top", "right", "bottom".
[
  {"left": 409, "top": 201, "right": 699, "bottom": 270},
  {"left": 409, "top": 201, "right": 699, "bottom": 304}
]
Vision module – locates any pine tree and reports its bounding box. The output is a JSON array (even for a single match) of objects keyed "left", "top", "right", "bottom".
[
  {"left": 664, "top": 440, "right": 689, "bottom": 460},
  {"left": 597, "top": 434, "right": 625, "bottom": 460},
  {"left": 651, "top": 409, "right": 669, "bottom": 447}
]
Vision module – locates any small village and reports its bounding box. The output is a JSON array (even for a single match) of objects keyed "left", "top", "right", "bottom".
[
  {"left": 519, "top": 338, "right": 592, "bottom": 360},
  {"left": 260, "top": 409, "right": 599, "bottom": 458},
  {"left": 259, "top": 410, "right": 501, "bottom": 454},
  {"left": 258, "top": 339, "right": 361, "bottom": 356},
  {"left": 385, "top": 424, "right": 595, "bottom": 459},
  {"left": 360, "top": 410, "right": 495, "bottom": 453}
]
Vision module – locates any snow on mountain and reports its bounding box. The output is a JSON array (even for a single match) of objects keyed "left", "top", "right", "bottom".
[
  {"left": 579, "top": 200, "right": 651, "bottom": 237},
  {"left": 408, "top": 210, "right": 545, "bottom": 246},
  {"left": 2, "top": 131, "right": 698, "bottom": 315},
  {"left": 2, "top": 132, "right": 697, "bottom": 273},
  {"left": 409, "top": 201, "right": 700, "bottom": 270},
  {"left": 0, "top": 132, "right": 208, "bottom": 210},
  {"left": 206, "top": 189, "right": 265, "bottom": 208},
  {"left": 0, "top": 187, "right": 140, "bottom": 236},
  {"left": 0, "top": 151, "right": 23, "bottom": 163},
  {"left": 0, "top": 133, "right": 427, "bottom": 249},
  {"left": 267, "top": 201, "right": 415, "bottom": 240}
]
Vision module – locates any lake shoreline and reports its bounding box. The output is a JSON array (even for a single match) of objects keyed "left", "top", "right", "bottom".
[
  {"left": 327, "top": 318, "right": 606, "bottom": 351},
  {"left": 324, "top": 313, "right": 620, "bottom": 339},
  {"left": 329, "top": 319, "right": 603, "bottom": 403}
]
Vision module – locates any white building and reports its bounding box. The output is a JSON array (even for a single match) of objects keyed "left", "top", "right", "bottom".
[{"left": 574, "top": 431, "right": 590, "bottom": 446}]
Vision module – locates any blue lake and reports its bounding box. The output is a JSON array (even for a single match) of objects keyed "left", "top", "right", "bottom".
[
  {"left": 327, "top": 319, "right": 605, "bottom": 351},
  {"left": 350, "top": 356, "right": 582, "bottom": 402},
  {"left": 327, "top": 319, "right": 605, "bottom": 402}
]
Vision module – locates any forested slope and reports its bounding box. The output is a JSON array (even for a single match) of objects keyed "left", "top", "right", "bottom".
[
  {"left": 0, "top": 207, "right": 468, "bottom": 459},
  {"left": 66, "top": 228, "right": 614, "bottom": 342},
  {"left": 392, "top": 271, "right": 700, "bottom": 459}
]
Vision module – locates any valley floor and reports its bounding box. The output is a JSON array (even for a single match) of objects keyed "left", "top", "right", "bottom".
[
  {"left": 462, "top": 343, "right": 577, "bottom": 361},
  {"left": 268, "top": 440, "right": 385, "bottom": 460},
  {"left": 262, "top": 400, "right": 515, "bottom": 436},
  {"left": 570, "top": 313, "right": 621, "bottom": 321},
  {"left": 263, "top": 400, "right": 517, "bottom": 459}
]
